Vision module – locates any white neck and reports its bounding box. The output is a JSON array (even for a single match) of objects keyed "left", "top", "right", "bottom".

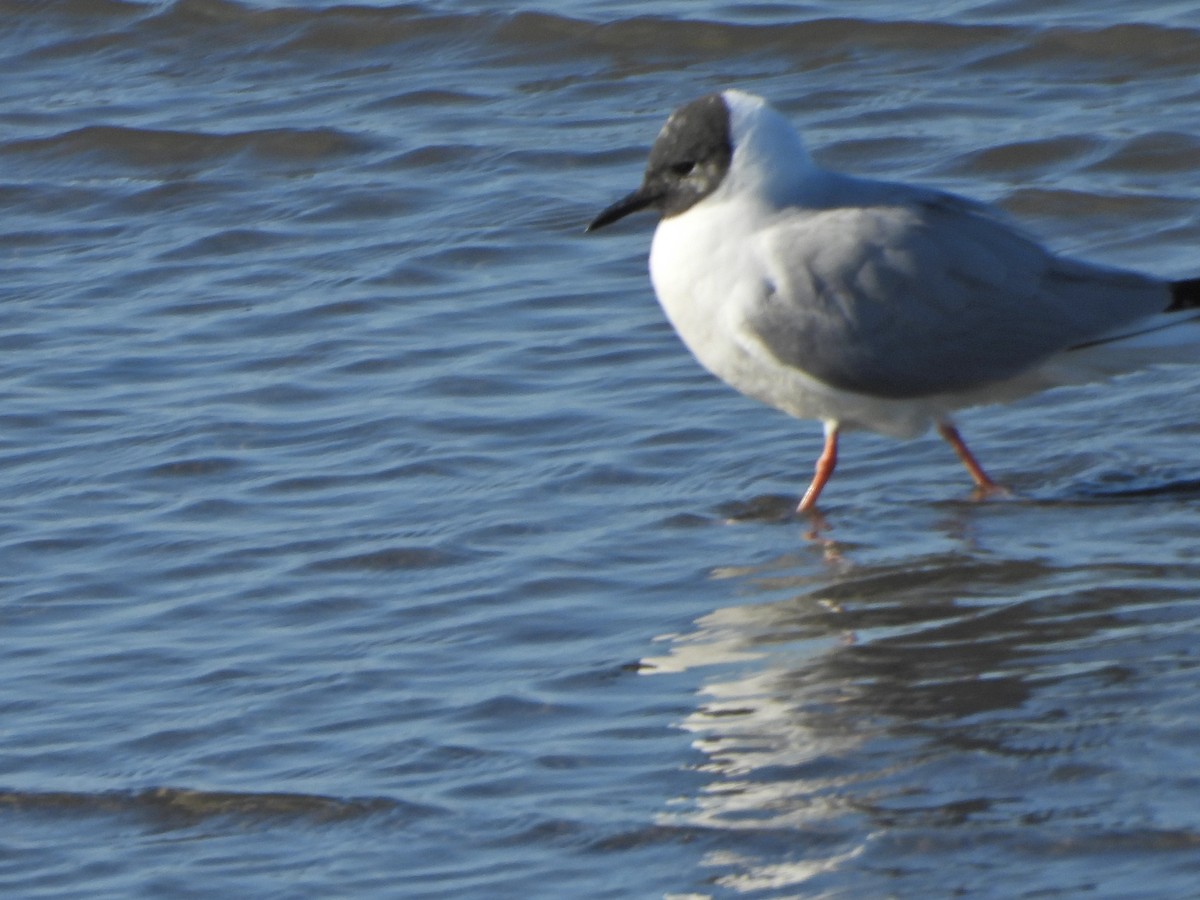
[{"left": 719, "top": 90, "right": 818, "bottom": 207}]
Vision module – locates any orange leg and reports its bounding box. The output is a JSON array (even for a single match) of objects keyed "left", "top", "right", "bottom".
[
  {"left": 797, "top": 423, "right": 839, "bottom": 513},
  {"left": 936, "top": 420, "right": 1003, "bottom": 495}
]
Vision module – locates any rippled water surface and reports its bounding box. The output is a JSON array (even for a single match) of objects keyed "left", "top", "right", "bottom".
[{"left": 5, "top": 1, "right": 1200, "bottom": 897}]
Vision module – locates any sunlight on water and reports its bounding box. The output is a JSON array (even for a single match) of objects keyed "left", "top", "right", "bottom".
[{"left": 3, "top": 1, "right": 1200, "bottom": 897}]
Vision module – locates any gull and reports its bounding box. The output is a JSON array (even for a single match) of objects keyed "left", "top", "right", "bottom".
[{"left": 587, "top": 90, "right": 1200, "bottom": 512}]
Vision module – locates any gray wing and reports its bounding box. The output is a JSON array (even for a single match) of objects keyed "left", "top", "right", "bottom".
[{"left": 742, "top": 188, "right": 1169, "bottom": 399}]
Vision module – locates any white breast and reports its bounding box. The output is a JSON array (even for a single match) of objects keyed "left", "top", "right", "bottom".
[{"left": 649, "top": 196, "right": 944, "bottom": 439}]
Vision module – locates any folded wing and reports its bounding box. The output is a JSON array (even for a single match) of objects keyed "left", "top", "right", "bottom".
[{"left": 740, "top": 188, "right": 1169, "bottom": 400}]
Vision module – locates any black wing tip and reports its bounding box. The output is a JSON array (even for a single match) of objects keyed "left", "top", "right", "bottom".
[{"left": 1169, "top": 276, "right": 1200, "bottom": 311}]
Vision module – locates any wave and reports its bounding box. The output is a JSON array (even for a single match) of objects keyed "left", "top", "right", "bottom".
[
  {"left": 0, "top": 784, "right": 432, "bottom": 824},
  {"left": 12, "top": 0, "right": 1200, "bottom": 73},
  {"left": 1, "top": 124, "right": 370, "bottom": 169}
]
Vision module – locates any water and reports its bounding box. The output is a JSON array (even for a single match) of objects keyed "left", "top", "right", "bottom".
[{"left": 4, "top": 1, "right": 1200, "bottom": 896}]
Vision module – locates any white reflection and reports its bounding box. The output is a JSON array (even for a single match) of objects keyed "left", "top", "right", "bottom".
[
  {"left": 646, "top": 547, "right": 1019, "bottom": 894},
  {"left": 647, "top": 569, "right": 874, "bottom": 894}
]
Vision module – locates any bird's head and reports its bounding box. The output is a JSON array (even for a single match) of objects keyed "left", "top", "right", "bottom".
[{"left": 586, "top": 90, "right": 812, "bottom": 232}]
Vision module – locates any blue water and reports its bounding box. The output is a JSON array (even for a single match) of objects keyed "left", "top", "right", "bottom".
[{"left": 4, "top": 2, "right": 1200, "bottom": 897}]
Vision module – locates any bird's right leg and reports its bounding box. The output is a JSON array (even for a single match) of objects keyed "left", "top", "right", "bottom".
[{"left": 797, "top": 421, "right": 839, "bottom": 513}]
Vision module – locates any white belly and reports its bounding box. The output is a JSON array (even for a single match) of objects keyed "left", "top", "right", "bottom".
[{"left": 648, "top": 204, "right": 942, "bottom": 439}]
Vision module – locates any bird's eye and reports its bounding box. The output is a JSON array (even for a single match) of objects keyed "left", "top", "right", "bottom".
[{"left": 670, "top": 160, "right": 696, "bottom": 176}]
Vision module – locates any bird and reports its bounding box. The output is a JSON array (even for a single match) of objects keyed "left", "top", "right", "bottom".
[{"left": 586, "top": 89, "right": 1200, "bottom": 512}]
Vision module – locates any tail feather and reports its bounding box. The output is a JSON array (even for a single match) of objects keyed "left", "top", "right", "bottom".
[{"left": 1168, "top": 276, "right": 1200, "bottom": 311}]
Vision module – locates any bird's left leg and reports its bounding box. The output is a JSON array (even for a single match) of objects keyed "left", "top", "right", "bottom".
[{"left": 936, "top": 420, "right": 1006, "bottom": 497}]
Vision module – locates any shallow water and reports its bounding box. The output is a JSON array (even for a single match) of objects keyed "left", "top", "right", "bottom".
[{"left": 4, "top": 1, "right": 1200, "bottom": 897}]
